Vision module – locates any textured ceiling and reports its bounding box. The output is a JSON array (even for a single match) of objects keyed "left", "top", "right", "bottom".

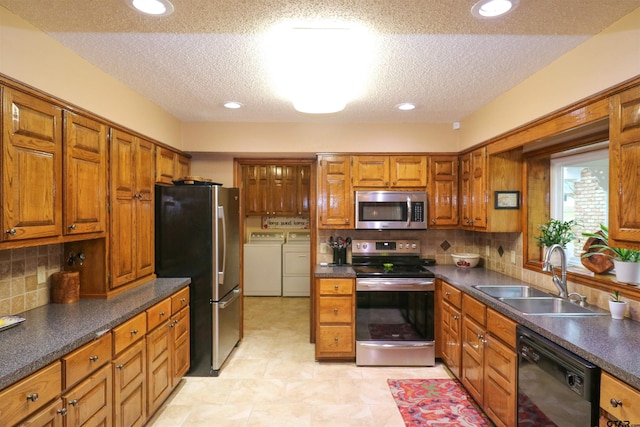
[{"left": 1, "top": 0, "right": 639, "bottom": 123}]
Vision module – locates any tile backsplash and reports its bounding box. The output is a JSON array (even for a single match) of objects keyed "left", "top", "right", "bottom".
[{"left": 0, "top": 245, "right": 63, "bottom": 316}]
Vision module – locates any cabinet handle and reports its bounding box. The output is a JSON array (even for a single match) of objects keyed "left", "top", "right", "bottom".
[
  {"left": 88, "top": 355, "right": 99, "bottom": 362},
  {"left": 5, "top": 228, "right": 16, "bottom": 236},
  {"left": 26, "top": 393, "right": 39, "bottom": 402},
  {"left": 445, "top": 291, "right": 450, "bottom": 297},
  {"left": 431, "top": 219, "right": 436, "bottom": 224},
  {"left": 57, "top": 408, "right": 68, "bottom": 416},
  {"left": 68, "top": 224, "right": 77, "bottom": 230},
  {"left": 334, "top": 336, "right": 339, "bottom": 343},
  {"left": 333, "top": 307, "right": 339, "bottom": 314},
  {"left": 160, "top": 311, "right": 166, "bottom": 316},
  {"left": 610, "top": 398, "right": 623, "bottom": 408},
  {"left": 69, "top": 399, "right": 78, "bottom": 406},
  {"left": 116, "top": 364, "right": 124, "bottom": 369},
  {"left": 180, "top": 298, "right": 186, "bottom": 303},
  {"left": 334, "top": 285, "right": 339, "bottom": 291},
  {"left": 453, "top": 315, "right": 459, "bottom": 320},
  {"left": 131, "top": 329, "right": 138, "bottom": 335},
  {"left": 345, "top": 219, "right": 350, "bottom": 224}
]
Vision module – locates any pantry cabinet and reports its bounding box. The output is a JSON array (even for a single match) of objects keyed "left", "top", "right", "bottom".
[
  {"left": 317, "top": 155, "right": 352, "bottom": 228},
  {"left": 63, "top": 111, "right": 107, "bottom": 236},
  {"left": 243, "top": 164, "right": 310, "bottom": 216},
  {"left": 429, "top": 156, "right": 459, "bottom": 227},
  {"left": 1, "top": 87, "right": 63, "bottom": 243},
  {"left": 352, "top": 155, "right": 427, "bottom": 188},
  {"left": 460, "top": 147, "right": 522, "bottom": 232},
  {"left": 315, "top": 278, "right": 355, "bottom": 359},
  {"left": 609, "top": 84, "right": 640, "bottom": 249},
  {"left": 110, "top": 130, "right": 156, "bottom": 289}
]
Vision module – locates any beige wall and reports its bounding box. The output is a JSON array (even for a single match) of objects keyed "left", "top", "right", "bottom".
[{"left": 0, "top": 6, "right": 183, "bottom": 149}]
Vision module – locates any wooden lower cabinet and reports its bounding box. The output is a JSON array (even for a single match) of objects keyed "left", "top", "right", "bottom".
[
  {"left": 17, "top": 399, "right": 65, "bottom": 427},
  {"left": 171, "top": 306, "right": 190, "bottom": 387},
  {"left": 439, "top": 280, "right": 462, "bottom": 378},
  {"left": 315, "top": 278, "right": 355, "bottom": 359},
  {"left": 146, "top": 320, "right": 172, "bottom": 416},
  {"left": 600, "top": 372, "right": 640, "bottom": 424},
  {"left": 113, "top": 340, "right": 146, "bottom": 427},
  {"left": 63, "top": 364, "right": 112, "bottom": 427}
]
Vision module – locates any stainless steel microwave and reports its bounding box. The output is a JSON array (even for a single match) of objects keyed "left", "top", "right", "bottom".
[{"left": 355, "top": 190, "right": 427, "bottom": 229}]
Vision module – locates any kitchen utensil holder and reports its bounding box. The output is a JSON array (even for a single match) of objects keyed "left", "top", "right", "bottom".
[{"left": 333, "top": 247, "right": 347, "bottom": 265}]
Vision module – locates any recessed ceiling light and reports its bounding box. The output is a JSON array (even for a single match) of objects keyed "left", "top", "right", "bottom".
[
  {"left": 471, "top": 0, "right": 518, "bottom": 18},
  {"left": 127, "top": 0, "right": 174, "bottom": 16},
  {"left": 396, "top": 103, "right": 416, "bottom": 111},
  {"left": 223, "top": 101, "right": 243, "bottom": 109}
]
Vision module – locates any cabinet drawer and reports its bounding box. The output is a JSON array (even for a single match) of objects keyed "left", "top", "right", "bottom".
[
  {"left": 601, "top": 372, "right": 640, "bottom": 423},
  {"left": 462, "top": 293, "right": 486, "bottom": 326},
  {"left": 318, "top": 278, "right": 353, "bottom": 295},
  {"left": 62, "top": 332, "right": 112, "bottom": 389},
  {"left": 441, "top": 281, "right": 461, "bottom": 308},
  {"left": 171, "top": 287, "right": 190, "bottom": 315},
  {"left": 147, "top": 298, "right": 172, "bottom": 331},
  {"left": 486, "top": 308, "right": 517, "bottom": 349},
  {"left": 113, "top": 312, "right": 147, "bottom": 355},
  {"left": 318, "top": 297, "right": 352, "bottom": 323},
  {"left": 0, "top": 362, "right": 62, "bottom": 427},
  {"left": 317, "top": 325, "right": 354, "bottom": 353}
]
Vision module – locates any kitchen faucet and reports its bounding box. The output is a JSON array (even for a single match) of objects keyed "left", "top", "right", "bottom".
[{"left": 542, "top": 244, "right": 568, "bottom": 298}]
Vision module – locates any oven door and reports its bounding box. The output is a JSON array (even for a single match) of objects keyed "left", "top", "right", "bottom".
[{"left": 355, "top": 279, "right": 435, "bottom": 366}]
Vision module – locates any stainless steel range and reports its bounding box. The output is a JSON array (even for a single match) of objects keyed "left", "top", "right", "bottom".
[{"left": 352, "top": 239, "right": 436, "bottom": 366}]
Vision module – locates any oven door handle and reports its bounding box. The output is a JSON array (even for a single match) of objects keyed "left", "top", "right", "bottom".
[
  {"left": 406, "top": 196, "right": 412, "bottom": 228},
  {"left": 359, "top": 342, "right": 434, "bottom": 348}
]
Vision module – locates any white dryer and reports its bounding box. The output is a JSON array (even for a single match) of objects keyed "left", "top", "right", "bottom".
[
  {"left": 282, "top": 231, "right": 311, "bottom": 297},
  {"left": 243, "top": 232, "right": 285, "bottom": 296}
]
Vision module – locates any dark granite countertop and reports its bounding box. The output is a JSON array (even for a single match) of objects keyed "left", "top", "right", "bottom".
[
  {"left": 0, "top": 277, "right": 190, "bottom": 390},
  {"left": 315, "top": 263, "right": 640, "bottom": 390}
]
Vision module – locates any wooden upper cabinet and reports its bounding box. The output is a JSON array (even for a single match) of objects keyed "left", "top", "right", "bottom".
[
  {"left": 429, "top": 156, "right": 458, "bottom": 227},
  {"left": 352, "top": 155, "right": 427, "bottom": 188},
  {"left": 243, "top": 163, "right": 310, "bottom": 216},
  {"left": 155, "top": 147, "right": 176, "bottom": 185},
  {"left": 176, "top": 154, "right": 190, "bottom": 180},
  {"left": 110, "top": 130, "right": 155, "bottom": 289},
  {"left": 318, "top": 155, "right": 352, "bottom": 228},
  {"left": 460, "top": 147, "right": 522, "bottom": 232},
  {"left": 63, "top": 111, "right": 107, "bottom": 235},
  {"left": 610, "top": 85, "right": 640, "bottom": 248},
  {"left": 1, "top": 87, "right": 63, "bottom": 242}
]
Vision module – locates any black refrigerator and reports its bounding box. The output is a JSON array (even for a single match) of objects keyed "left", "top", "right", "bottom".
[{"left": 155, "top": 183, "right": 240, "bottom": 376}]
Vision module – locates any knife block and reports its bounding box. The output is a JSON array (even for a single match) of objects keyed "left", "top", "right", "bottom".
[{"left": 50, "top": 271, "right": 80, "bottom": 304}]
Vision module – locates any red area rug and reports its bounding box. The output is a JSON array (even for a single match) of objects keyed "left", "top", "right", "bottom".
[{"left": 387, "top": 378, "right": 494, "bottom": 426}]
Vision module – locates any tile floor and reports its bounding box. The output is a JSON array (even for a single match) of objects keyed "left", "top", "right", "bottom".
[{"left": 148, "top": 297, "right": 450, "bottom": 426}]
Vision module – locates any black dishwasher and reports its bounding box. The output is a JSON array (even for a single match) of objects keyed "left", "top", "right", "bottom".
[{"left": 517, "top": 326, "right": 600, "bottom": 427}]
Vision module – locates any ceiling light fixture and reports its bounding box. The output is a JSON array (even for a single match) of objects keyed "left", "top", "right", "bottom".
[
  {"left": 265, "top": 22, "right": 374, "bottom": 114},
  {"left": 396, "top": 103, "right": 416, "bottom": 111},
  {"left": 471, "top": 0, "right": 518, "bottom": 18},
  {"left": 223, "top": 101, "right": 243, "bottom": 109},
  {"left": 127, "top": 0, "right": 174, "bottom": 16}
]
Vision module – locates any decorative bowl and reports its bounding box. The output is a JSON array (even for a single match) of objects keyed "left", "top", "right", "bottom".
[{"left": 451, "top": 253, "right": 480, "bottom": 268}]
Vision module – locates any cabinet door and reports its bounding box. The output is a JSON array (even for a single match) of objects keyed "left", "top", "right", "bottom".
[
  {"left": 155, "top": 147, "right": 176, "bottom": 185},
  {"left": 63, "top": 111, "right": 107, "bottom": 235},
  {"left": 271, "top": 164, "right": 297, "bottom": 215},
  {"left": 296, "top": 165, "right": 311, "bottom": 215},
  {"left": 441, "top": 301, "right": 461, "bottom": 379},
  {"left": 113, "top": 340, "right": 146, "bottom": 427},
  {"left": 429, "top": 156, "right": 458, "bottom": 227},
  {"left": 171, "top": 306, "right": 190, "bottom": 386},
  {"left": 318, "top": 156, "right": 352, "bottom": 228},
  {"left": 176, "top": 154, "right": 190, "bottom": 180},
  {"left": 390, "top": 155, "right": 427, "bottom": 187},
  {"left": 17, "top": 398, "right": 64, "bottom": 427},
  {"left": 610, "top": 85, "right": 640, "bottom": 247},
  {"left": 2, "top": 88, "right": 62, "bottom": 242},
  {"left": 135, "top": 139, "right": 155, "bottom": 279},
  {"left": 484, "top": 336, "right": 517, "bottom": 427},
  {"left": 470, "top": 148, "right": 487, "bottom": 229},
  {"left": 146, "top": 323, "right": 171, "bottom": 415},
  {"left": 244, "top": 164, "right": 270, "bottom": 215},
  {"left": 461, "top": 316, "right": 485, "bottom": 405},
  {"left": 460, "top": 153, "right": 472, "bottom": 229},
  {"left": 63, "top": 364, "right": 112, "bottom": 427},
  {"left": 352, "top": 156, "right": 389, "bottom": 187},
  {"left": 110, "top": 130, "right": 137, "bottom": 287}
]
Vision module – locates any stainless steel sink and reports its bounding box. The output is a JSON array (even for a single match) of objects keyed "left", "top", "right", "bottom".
[
  {"left": 498, "top": 297, "right": 607, "bottom": 316},
  {"left": 473, "top": 285, "right": 551, "bottom": 298}
]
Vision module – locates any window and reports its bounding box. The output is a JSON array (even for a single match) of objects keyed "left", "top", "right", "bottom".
[{"left": 550, "top": 145, "right": 609, "bottom": 267}]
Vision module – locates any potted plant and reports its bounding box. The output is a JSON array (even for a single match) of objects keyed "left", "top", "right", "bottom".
[
  {"left": 536, "top": 218, "right": 578, "bottom": 264},
  {"left": 582, "top": 224, "right": 640, "bottom": 284},
  {"left": 609, "top": 291, "right": 628, "bottom": 319}
]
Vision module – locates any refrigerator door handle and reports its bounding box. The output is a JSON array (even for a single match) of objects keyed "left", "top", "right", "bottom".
[
  {"left": 218, "top": 205, "right": 226, "bottom": 284},
  {"left": 219, "top": 287, "right": 241, "bottom": 309}
]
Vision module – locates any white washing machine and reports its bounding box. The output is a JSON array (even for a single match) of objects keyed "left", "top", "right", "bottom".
[
  {"left": 243, "top": 231, "right": 285, "bottom": 296},
  {"left": 282, "top": 231, "right": 311, "bottom": 297}
]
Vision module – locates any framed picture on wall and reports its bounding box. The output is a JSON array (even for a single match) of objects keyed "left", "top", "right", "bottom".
[{"left": 494, "top": 191, "right": 520, "bottom": 209}]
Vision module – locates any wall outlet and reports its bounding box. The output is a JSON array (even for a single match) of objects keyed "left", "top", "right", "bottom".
[
  {"left": 320, "top": 243, "right": 327, "bottom": 254},
  {"left": 37, "top": 265, "right": 46, "bottom": 284},
  {"left": 510, "top": 250, "right": 516, "bottom": 264},
  {"left": 485, "top": 245, "right": 490, "bottom": 256}
]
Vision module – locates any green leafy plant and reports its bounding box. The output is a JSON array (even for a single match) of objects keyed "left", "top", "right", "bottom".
[
  {"left": 582, "top": 224, "right": 640, "bottom": 262},
  {"left": 610, "top": 290, "right": 623, "bottom": 303},
  {"left": 536, "top": 218, "right": 578, "bottom": 248}
]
